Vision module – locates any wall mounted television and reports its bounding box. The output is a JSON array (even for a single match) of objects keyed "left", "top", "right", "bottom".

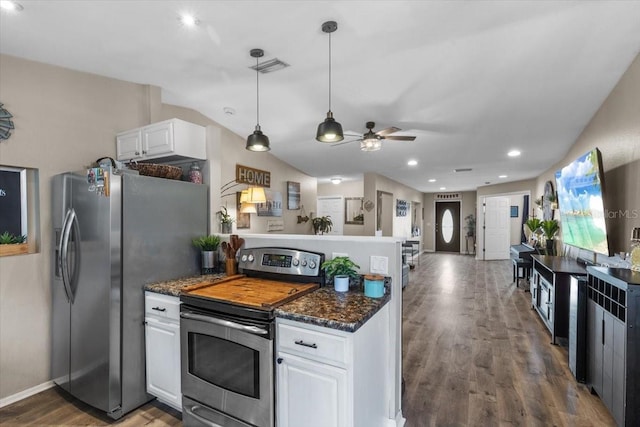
[{"left": 555, "top": 148, "right": 610, "bottom": 256}]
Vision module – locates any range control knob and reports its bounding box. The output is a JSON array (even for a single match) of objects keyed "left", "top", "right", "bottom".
[
  {"left": 309, "top": 261, "right": 316, "bottom": 269},
  {"left": 241, "top": 254, "right": 248, "bottom": 262},
  {"left": 301, "top": 260, "right": 307, "bottom": 267},
  {"left": 247, "top": 254, "right": 255, "bottom": 262},
  {"left": 292, "top": 258, "right": 300, "bottom": 266}
]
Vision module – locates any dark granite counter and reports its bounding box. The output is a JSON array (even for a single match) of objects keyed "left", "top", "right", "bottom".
[
  {"left": 275, "top": 281, "right": 391, "bottom": 333},
  {"left": 144, "top": 273, "right": 226, "bottom": 297}
]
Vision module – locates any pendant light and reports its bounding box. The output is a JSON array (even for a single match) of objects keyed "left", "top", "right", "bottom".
[
  {"left": 246, "top": 48, "right": 270, "bottom": 152},
  {"left": 316, "top": 21, "right": 344, "bottom": 143}
]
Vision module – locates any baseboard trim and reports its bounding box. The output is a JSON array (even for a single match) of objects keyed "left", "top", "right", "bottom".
[{"left": 0, "top": 381, "right": 55, "bottom": 408}]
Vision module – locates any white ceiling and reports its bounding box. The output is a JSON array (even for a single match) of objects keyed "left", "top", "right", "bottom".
[{"left": 2, "top": 1, "right": 640, "bottom": 191}]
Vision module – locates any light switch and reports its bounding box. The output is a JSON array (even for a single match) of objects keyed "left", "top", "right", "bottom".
[
  {"left": 332, "top": 252, "right": 348, "bottom": 259},
  {"left": 370, "top": 256, "right": 388, "bottom": 274}
]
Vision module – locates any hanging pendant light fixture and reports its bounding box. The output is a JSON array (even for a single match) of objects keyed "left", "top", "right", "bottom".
[
  {"left": 316, "top": 21, "right": 344, "bottom": 143},
  {"left": 246, "top": 48, "right": 270, "bottom": 151}
]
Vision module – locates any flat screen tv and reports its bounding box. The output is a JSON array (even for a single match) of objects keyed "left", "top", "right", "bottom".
[{"left": 555, "top": 148, "right": 610, "bottom": 255}]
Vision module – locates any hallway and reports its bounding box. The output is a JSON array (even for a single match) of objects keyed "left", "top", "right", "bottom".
[{"left": 401, "top": 253, "right": 615, "bottom": 426}]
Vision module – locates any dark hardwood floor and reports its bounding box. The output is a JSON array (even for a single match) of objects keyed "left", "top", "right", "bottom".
[
  {"left": 401, "top": 253, "right": 615, "bottom": 426},
  {"left": 0, "top": 253, "right": 615, "bottom": 426}
]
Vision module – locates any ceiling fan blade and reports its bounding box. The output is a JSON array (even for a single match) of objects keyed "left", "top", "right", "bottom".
[
  {"left": 375, "top": 126, "right": 401, "bottom": 136},
  {"left": 330, "top": 139, "right": 361, "bottom": 147},
  {"left": 383, "top": 135, "right": 416, "bottom": 141}
]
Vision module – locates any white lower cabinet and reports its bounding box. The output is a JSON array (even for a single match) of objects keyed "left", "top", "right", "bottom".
[
  {"left": 144, "top": 292, "right": 182, "bottom": 411},
  {"left": 276, "top": 304, "right": 389, "bottom": 427}
]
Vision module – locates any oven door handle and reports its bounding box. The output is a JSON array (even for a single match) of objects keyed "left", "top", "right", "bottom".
[
  {"left": 180, "top": 312, "right": 269, "bottom": 336},
  {"left": 185, "top": 404, "right": 225, "bottom": 427}
]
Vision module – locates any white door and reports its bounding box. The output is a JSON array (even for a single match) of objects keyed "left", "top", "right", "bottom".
[
  {"left": 277, "top": 352, "right": 348, "bottom": 427},
  {"left": 483, "top": 196, "right": 510, "bottom": 260},
  {"left": 317, "top": 196, "right": 343, "bottom": 235}
]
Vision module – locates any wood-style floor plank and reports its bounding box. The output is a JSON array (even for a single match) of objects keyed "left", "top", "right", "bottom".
[
  {"left": 1, "top": 253, "right": 615, "bottom": 426},
  {"left": 401, "top": 253, "right": 615, "bottom": 427}
]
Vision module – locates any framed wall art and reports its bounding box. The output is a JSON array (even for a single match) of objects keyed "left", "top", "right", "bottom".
[{"left": 287, "top": 181, "right": 300, "bottom": 210}]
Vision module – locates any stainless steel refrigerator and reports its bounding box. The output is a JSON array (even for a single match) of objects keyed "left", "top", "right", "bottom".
[{"left": 51, "top": 168, "right": 207, "bottom": 419}]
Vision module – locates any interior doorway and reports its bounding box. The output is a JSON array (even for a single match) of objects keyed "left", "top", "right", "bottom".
[
  {"left": 376, "top": 191, "right": 393, "bottom": 236},
  {"left": 435, "top": 201, "right": 460, "bottom": 252}
]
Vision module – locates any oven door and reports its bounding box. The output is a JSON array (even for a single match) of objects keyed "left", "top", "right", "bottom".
[{"left": 180, "top": 306, "right": 274, "bottom": 427}]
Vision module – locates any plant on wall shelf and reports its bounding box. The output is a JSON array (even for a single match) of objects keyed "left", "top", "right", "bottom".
[
  {"left": 217, "top": 206, "right": 234, "bottom": 234},
  {"left": 0, "top": 232, "right": 26, "bottom": 244}
]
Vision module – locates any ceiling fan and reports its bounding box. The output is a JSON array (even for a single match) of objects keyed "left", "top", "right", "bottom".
[{"left": 333, "top": 121, "right": 416, "bottom": 151}]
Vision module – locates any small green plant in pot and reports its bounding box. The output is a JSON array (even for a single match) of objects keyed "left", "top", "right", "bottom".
[
  {"left": 540, "top": 219, "right": 560, "bottom": 255},
  {"left": 192, "top": 235, "right": 222, "bottom": 274},
  {"left": 0, "top": 232, "right": 26, "bottom": 244},
  {"left": 217, "top": 206, "right": 234, "bottom": 234},
  {"left": 321, "top": 256, "right": 360, "bottom": 292}
]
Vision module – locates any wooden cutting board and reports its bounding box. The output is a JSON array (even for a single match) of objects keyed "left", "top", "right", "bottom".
[{"left": 182, "top": 275, "right": 319, "bottom": 310}]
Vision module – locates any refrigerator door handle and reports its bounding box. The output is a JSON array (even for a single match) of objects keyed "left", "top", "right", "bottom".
[{"left": 60, "top": 208, "right": 78, "bottom": 303}]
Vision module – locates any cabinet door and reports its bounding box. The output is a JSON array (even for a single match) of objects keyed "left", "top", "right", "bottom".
[
  {"left": 530, "top": 271, "right": 538, "bottom": 307},
  {"left": 143, "top": 121, "right": 174, "bottom": 157},
  {"left": 145, "top": 317, "right": 181, "bottom": 410},
  {"left": 116, "top": 130, "right": 142, "bottom": 161},
  {"left": 608, "top": 312, "right": 626, "bottom": 426},
  {"left": 587, "top": 299, "right": 604, "bottom": 396},
  {"left": 277, "top": 352, "right": 348, "bottom": 427}
]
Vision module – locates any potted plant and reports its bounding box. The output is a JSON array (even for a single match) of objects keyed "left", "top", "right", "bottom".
[
  {"left": 218, "top": 206, "right": 234, "bottom": 234},
  {"left": 540, "top": 219, "right": 560, "bottom": 255},
  {"left": 321, "top": 256, "right": 360, "bottom": 292},
  {"left": 0, "top": 232, "right": 28, "bottom": 257},
  {"left": 464, "top": 214, "right": 476, "bottom": 238},
  {"left": 311, "top": 215, "right": 333, "bottom": 235},
  {"left": 192, "top": 234, "right": 222, "bottom": 274}
]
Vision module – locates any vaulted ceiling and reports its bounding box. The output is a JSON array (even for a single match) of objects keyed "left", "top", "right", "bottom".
[{"left": 2, "top": 1, "right": 640, "bottom": 191}]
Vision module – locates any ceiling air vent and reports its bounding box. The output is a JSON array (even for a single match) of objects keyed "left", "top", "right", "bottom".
[
  {"left": 250, "top": 58, "right": 290, "bottom": 74},
  {"left": 454, "top": 168, "right": 472, "bottom": 173}
]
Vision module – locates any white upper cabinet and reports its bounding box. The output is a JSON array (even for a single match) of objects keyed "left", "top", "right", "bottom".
[{"left": 116, "top": 118, "right": 206, "bottom": 162}]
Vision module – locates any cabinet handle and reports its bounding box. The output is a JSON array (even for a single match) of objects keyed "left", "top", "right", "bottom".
[
  {"left": 277, "top": 358, "right": 283, "bottom": 364},
  {"left": 602, "top": 318, "right": 605, "bottom": 346},
  {"left": 294, "top": 340, "right": 318, "bottom": 349},
  {"left": 142, "top": 150, "right": 147, "bottom": 154},
  {"left": 152, "top": 306, "right": 167, "bottom": 312},
  {"left": 134, "top": 151, "right": 140, "bottom": 155}
]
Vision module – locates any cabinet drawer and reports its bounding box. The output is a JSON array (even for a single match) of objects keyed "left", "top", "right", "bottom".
[
  {"left": 145, "top": 292, "right": 180, "bottom": 321},
  {"left": 277, "top": 323, "right": 348, "bottom": 366}
]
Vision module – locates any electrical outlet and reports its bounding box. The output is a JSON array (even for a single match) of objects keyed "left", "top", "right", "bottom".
[
  {"left": 370, "top": 256, "right": 388, "bottom": 274},
  {"left": 332, "top": 252, "right": 348, "bottom": 259}
]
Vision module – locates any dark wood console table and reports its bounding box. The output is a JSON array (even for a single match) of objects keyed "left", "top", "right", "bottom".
[{"left": 530, "top": 255, "right": 586, "bottom": 344}]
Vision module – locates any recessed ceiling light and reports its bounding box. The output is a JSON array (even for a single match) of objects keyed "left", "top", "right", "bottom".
[
  {"left": 499, "top": 175, "right": 507, "bottom": 178},
  {"left": 0, "top": 1, "right": 23, "bottom": 11},
  {"left": 428, "top": 179, "right": 436, "bottom": 183},
  {"left": 439, "top": 187, "right": 446, "bottom": 190},
  {"left": 330, "top": 177, "right": 342, "bottom": 185},
  {"left": 179, "top": 13, "right": 199, "bottom": 27},
  {"left": 507, "top": 150, "right": 521, "bottom": 157},
  {"left": 407, "top": 159, "right": 418, "bottom": 166}
]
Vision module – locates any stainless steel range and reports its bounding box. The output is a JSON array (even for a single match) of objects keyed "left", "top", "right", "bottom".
[{"left": 180, "top": 247, "right": 325, "bottom": 427}]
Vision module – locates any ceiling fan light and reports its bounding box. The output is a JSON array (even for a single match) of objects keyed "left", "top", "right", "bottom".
[
  {"left": 360, "top": 137, "right": 382, "bottom": 152},
  {"left": 246, "top": 126, "right": 270, "bottom": 151},
  {"left": 316, "top": 111, "right": 344, "bottom": 142}
]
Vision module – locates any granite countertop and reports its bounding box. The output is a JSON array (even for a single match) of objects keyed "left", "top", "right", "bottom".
[
  {"left": 146, "top": 273, "right": 391, "bottom": 333},
  {"left": 144, "top": 273, "right": 226, "bottom": 297},
  {"left": 275, "top": 279, "right": 391, "bottom": 333}
]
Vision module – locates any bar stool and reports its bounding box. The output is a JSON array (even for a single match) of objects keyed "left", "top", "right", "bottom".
[{"left": 512, "top": 258, "right": 532, "bottom": 288}]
